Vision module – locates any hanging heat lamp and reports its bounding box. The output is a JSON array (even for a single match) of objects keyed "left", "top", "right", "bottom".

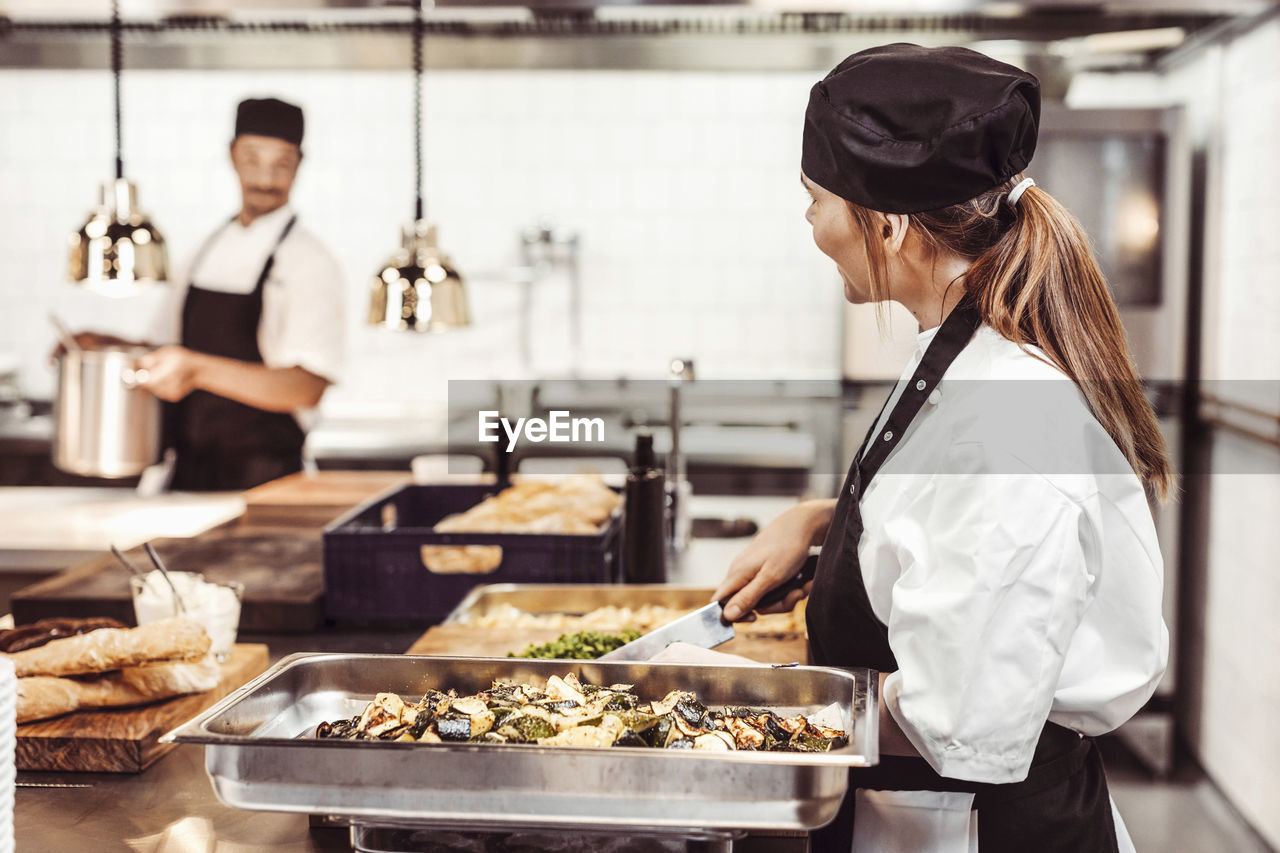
[
  {"left": 368, "top": 0, "right": 470, "bottom": 332},
  {"left": 67, "top": 0, "right": 168, "bottom": 295}
]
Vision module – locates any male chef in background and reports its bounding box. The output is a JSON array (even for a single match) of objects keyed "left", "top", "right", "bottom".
[{"left": 71, "top": 97, "right": 346, "bottom": 491}]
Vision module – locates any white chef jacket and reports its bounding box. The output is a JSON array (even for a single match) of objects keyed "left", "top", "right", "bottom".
[
  {"left": 851, "top": 323, "right": 1165, "bottom": 851},
  {"left": 146, "top": 204, "right": 346, "bottom": 431}
]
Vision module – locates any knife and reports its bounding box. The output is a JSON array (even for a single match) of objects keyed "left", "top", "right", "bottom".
[{"left": 599, "top": 554, "right": 818, "bottom": 662}]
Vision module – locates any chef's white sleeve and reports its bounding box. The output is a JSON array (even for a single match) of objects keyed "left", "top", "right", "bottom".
[
  {"left": 270, "top": 246, "right": 346, "bottom": 385},
  {"left": 879, "top": 440, "right": 1095, "bottom": 784}
]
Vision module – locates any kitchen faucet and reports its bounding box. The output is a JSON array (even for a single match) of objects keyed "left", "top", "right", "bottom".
[
  {"left": 666, "top": 357, "right": 695, "bottom": 566},
  {"left": 518, "top": 222, "right": 582, "bottom": 375}
]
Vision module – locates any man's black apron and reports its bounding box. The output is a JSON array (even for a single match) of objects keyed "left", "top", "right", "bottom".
[
  {"left": 806, "top": 300, "right": 1120, "bottom": 853},
  {"left": 165, "top": 214, "right": 306, "bottom": 492}
]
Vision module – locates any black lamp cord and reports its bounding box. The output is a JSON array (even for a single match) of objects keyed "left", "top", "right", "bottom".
[
  {"left": 111, "top": 0, "right": 123, "bottom": 180},
  {"left": 412, "top": 0, "right": 424, "bottom": 222}
]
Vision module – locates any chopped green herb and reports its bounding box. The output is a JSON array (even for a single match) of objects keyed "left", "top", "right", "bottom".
[{"left": 507, "top": 630, "right": 642, "bottom": 660}]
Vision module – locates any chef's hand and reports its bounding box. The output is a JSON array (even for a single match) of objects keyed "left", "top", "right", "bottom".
[
  {"left": 711, "top": 499, "right": 834, "bottom": 622},
  {"left": 134, "top": 346, "right": 204, "bottom": 401}
]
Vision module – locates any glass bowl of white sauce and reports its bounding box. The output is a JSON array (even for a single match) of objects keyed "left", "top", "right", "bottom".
[{"left": 130, "top": 571, "right": 244, "bottom": 661}]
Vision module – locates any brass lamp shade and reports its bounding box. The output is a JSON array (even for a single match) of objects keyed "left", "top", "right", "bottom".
[
  {"left": 368, "top": 220, "right": 470, "bottom": 332},
  {"left": 68, "top": 178, "right": 169, "bottom": 296}
]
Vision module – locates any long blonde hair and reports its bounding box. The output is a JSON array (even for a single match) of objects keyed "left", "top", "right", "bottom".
[{"left": 848, "top": 176, "right": 1173, "bottom": 501}]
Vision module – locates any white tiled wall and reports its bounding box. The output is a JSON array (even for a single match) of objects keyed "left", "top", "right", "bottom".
[{"left": 0, "top": 69, "right": 841, "bottom": 412}]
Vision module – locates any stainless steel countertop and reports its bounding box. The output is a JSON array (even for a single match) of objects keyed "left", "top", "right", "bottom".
[
  {"left": 17, "top": 744, "right": 351, "bottom": 853},
  {"left": 0, "top": 487, "right": 245, "bottom": 571}
]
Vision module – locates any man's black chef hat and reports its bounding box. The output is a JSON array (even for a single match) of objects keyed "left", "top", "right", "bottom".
[
  {"left": 802, "top": 43, "right": 1040, "bottom": 214},
  {"left": 234, "top": 97, "right": 305, "bottom": 147}
]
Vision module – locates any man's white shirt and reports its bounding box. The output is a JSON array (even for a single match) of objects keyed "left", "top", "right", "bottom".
[{"left": 147, "top": 204, "right": 345, "bottom": 431}]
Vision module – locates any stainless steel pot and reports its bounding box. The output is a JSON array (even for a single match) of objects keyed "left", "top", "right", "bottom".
[{"left": 53, "top": 346, "right": 161, "bottom": 478}]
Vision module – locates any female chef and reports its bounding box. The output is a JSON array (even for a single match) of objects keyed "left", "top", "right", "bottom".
[{"left": 712, "top": 44, "right": 1170, "bottom": 853}]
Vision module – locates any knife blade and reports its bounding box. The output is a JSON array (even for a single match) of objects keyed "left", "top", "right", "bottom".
[
  {"left": 597, "top": 600, "right": 735, "bottom": 662},
  {"left": 599, "top": 554, "right": 818, "bottom": 662}
]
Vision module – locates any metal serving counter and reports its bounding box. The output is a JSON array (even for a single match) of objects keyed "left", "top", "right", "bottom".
[
  {"left": 13, "top": 496, "right": 839, "bottom": 852},
  {"left": 16, "top": 633, "right": 844, "bottom": 852},
  {"left": 167, "top": 654, "right": 874, "bottom": 840}
]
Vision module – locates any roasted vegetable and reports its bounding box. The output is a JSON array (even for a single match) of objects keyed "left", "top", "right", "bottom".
[
  {"left": 694, "top": 731, "right": 735, "bottom": 751},
  {"left": 409, "top": 712, "right": 434, "bottom": 740},
  {"left": 673, "top": 699, "right": 709, "bottom": 729},
  {"left": 504, "top": 715, "right": 557, "bottom": 742},
  {"left": 508, "top": 630, "right": 642, "bottom": 660},
  {"left": 315, "top": 672, "right": 848, "bottom": 753},
  {"left": 789, "top": 732, "right": 846, "bottom": 753},
  {"left": 724, "top": 717, "right": 765, "bottom": 750},
  {"left": 316, "top": 718, "right": 359, "bottom": 739},
  {"left": 602, "top": 693, "right": 638, "bottom": 712},
  {"left": 435, "top": 715, "right": 473, "bottom": 742},
  {"left": 489, "top": 706, "right": 517, "bottom": 728},
  {"left": 642, "top": 715, "right": 673, "bottom": 748},
  {"left": 613, "top": 729, "right": 649, "bottom": 748}
]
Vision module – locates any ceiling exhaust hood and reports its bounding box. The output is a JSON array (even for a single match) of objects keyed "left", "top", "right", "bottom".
[
  {"left": 0, "top": 0, "right": 1264, "bottom": 73},
  {"left": 2, "top": 0, "right": 1267, "bottom": 19}
]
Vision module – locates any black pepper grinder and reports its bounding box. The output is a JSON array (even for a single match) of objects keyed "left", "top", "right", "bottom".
[
  {"left": 493, "top": 438, "right": 514, "bottom": 491},
  {"left": 622, "top": 431, "right": 667, "bottom": 584}
]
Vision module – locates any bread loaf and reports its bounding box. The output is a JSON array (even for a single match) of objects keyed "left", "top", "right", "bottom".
[
  {"left": 434, "top": 475, "right": 620, "bottom": 535},
  {"left": 16, "top": 657, "right": 221, "bottom": 723},
  {"left": 0, "top": 617, "right": 127, "bottom": 653},
  {"left": 5, "top": 617, "right": 211, "bottom": 678},
  {"left": 419, "top": 545, "right": 504, "bottom": 575},
  {"left": 423, "top": 475, "right": 620, "bottom": 573}
]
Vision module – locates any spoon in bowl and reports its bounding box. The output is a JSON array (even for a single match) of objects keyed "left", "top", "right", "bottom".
[{"left": 142, "top": 543, "right": 188, "bottom": 616}]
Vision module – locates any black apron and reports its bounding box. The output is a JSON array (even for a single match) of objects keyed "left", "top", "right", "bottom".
[
  {"left": 806, "top": 300, "right": 1121, "bottom": 853},
  {"left": 165, "top": 214, "right": 306, "bottom": 492}
]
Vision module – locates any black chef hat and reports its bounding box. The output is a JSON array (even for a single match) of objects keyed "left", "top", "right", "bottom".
[
  {"left": 802, "top": 43, "right": 1040, "bottom": 214},
  {"left": 234, "top": 97, "right": 305, "bottom": 147}
]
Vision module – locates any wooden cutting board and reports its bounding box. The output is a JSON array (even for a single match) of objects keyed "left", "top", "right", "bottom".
[
  {"left": 240, "top": 470, "right": 411, "bottom": 528},
  {"left": 15, "top": 643, "right": 270, "bottom": 773},
  {"left": 406, "top": 624, "right": 809, "bottom": 664},
  {"left": 11, "top": 532, "right": 324, "bottom": 632}
]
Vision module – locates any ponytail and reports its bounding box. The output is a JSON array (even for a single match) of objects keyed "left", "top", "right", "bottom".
[{"left": 849, "top": 176, "right": 1174, "bottom": 501}]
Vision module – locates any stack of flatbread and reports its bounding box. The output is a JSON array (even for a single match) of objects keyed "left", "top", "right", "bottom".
[
  {"left": 423, "top": 475, "right": 622, "bottom": 574},
  {"left": 3, "top": 617, "right": 218, "bottom": 723}
]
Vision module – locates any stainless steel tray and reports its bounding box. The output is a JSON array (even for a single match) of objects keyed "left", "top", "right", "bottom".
[
  {"left": 443, "top": 584, "right": 725, "bottom": 625},
  {"left": 165, "top": 653, "right": 877, "bottom": 833}
]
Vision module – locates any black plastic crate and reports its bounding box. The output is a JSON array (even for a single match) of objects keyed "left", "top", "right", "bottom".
[{"left": 322, "top": 483, "right": 623, "bottom": 625}]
